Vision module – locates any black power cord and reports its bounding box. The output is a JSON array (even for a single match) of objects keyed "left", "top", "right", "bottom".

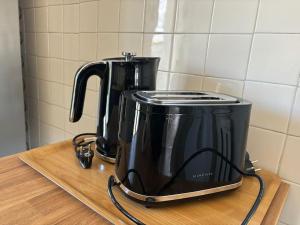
[
  {"left": 107, "top": 148, "right": 265, "bottom": 225},
  {"left": 72, "top": 132, "right": 96, "bottom": 146},
  {"left": 108, "top": 176, "right": 146, "bottom": 225}
]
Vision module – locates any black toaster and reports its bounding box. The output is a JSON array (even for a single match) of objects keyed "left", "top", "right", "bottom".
[{"left": 115, "top": 91, "right": 252, "bottom": 204}]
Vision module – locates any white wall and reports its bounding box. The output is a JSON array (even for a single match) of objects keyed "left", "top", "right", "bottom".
[{"left": 19, "top": 0, "right": 300, "bottom": 224}]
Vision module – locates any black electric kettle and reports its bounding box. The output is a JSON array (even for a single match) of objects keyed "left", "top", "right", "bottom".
[{"left": 69, "top": 52, "right": 160, "bottom": 163}]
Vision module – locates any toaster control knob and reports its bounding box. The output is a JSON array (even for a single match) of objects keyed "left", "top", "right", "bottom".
[{"left": 122, "top": 52, "right": 136, "bottom": 61}]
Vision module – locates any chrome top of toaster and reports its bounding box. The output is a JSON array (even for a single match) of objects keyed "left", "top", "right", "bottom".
[{"left": 134, "top": 91, "right": 239, "bottom": 105}]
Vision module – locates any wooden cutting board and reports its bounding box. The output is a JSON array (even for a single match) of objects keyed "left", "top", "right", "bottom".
[{"left": 19, "top": 141, "right": 286, "bottom": 225}]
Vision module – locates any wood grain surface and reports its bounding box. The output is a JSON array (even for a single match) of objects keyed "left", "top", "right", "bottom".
[
  {"left": 261, "top": 182, "right": 289, "bottom": 225},
  {"left": 17, "top": 140, "right": 289, "bottom": 225},
  {"left": 0, "top": 154, "right": 111, "bottom": 225}
]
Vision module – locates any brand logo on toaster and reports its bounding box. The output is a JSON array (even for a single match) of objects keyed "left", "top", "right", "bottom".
[{"left": 192, "top": 172, "right": 214, "bottom": 178}]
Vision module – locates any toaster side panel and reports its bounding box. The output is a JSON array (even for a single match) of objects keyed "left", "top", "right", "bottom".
[{"left": 116, "top": 96, "right": 251, "bottom": 197}]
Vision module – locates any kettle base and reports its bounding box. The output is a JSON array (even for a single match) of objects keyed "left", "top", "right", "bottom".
[
  {"left": 95, "top": 149, "right": 116, "bottom": 163},
  {"left": 115, "top": 176, "right": 242, "bottom": 204}
]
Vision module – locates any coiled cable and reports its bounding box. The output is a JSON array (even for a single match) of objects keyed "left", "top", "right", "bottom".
[{"left": 107, "top": 148, "right": 265, "bottom": 225}]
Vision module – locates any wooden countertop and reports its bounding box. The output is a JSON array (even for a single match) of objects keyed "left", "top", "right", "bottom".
[
  {"left": 0, "top": 154, "right": 111, "bottom": 225},
  {"left": 0, "top": 145, "right": 289, "bottom": 225}
]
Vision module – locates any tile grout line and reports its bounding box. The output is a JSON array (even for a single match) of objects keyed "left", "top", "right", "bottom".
[
  {"left": 202, "top": 0, "right": 216, "bottom": 90},
  {"left": 166, "top": 0, "right": 179, "bottom": 90},
  {"left": 282, "top": 179, "right": 300, "bottom": 190},
  {"left": 245, "top": 0, "right": 261, "bottom": 74},
  {"left": 62, "top": 0, "right": 67, "bottom": 136},
  {"left": 25, "top": 30, "right": 300, "bottom": 35},
  {"left": 117, "top": 0, "right": 122, "bottom": 55},
  {"left": 94, "top": 1, "right": 99, "bottom": 62},
  {"left": 26, "top": 43, "right": 300, "bottom": 86},
  {"left": 282, "top": 178, "right": 300, "bottom": 189},
  {"left": 26, "top": 55, "right": 300, "bottom": 89},
  {"left": 141, "top": 0, "right": 146, "bottom": 56},
  {"left": 249, "top": 124, "right": 300, "bottom": 139},
  {"left": 242, "top": 0, "right": 261, "bottom": 98},
  {"left": 276, "top": 86, "right": 298, "bottom": 174}
]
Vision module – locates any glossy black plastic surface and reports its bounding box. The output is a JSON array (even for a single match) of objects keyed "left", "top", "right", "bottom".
[
  {"left": 70, "top": 57, "right": 160, "bottom": 159},
  {"left": 70, "top": 62, "right": 108, "bottom": 122},
  {"left": 116, "top": 91, "right": 252, "bottom": 197}
]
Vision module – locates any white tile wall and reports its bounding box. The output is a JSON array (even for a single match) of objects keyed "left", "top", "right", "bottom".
[
  {"left": 246, "top": 126, "right": 285, "bottom": 173},
  {"left": 35, "top": 7, "right": 48, "bottom": 32},
  {"left": 118, "top": 33, "right": 143, "bottom": 55},
  {"left": 39, "top": 80, "right": 64, "bottom": 106},
  {"left": 279, "top": 136, "right": 300, "bottom": 183},
  {"left": 278, "top": 222, "right": 288, "bottom": 225},
  {"left": 35, "top": 0, "right": 48, "bottom": 7},
  {"left": 175, "top": 0, "right": 213, "bottom": 33},
  {"left": 39, "top": 101, "right": 65, "bottom": 129},
  {"left": 97, "top": 33, "right": 119, "bottom": 59},
  {"left": 63, "top": 33, "right": 79, "bottom": 60},
  {"left": 49, "top": 33, "right": 63, "bottom": 58},
  {"left": 48, "top": 0, "right": 63, "bottom": 5},
  {"left": 119, "top": 0, "right": 145, "bottom": 32},
  {"left": 202, "top": 77, "right": 244, "bottom": 97},
  {"left": 79, "top": 1, "right": 98, "bottom": 32},
  {"left": 19, "top": 1, "right": 300, "bottom": 223},
  {"left": 98, "top": 0, "right": 120, "bottom": 32},
  {"left": 243, "top": 81, "right": 295, "bottom": 133},
  {"left": 79, "top": 33, "right": 97, "bottom": 61},
  {"left": 289, "top": 88, "right": 300, "bottom": 136},
  {"left": 64, "top": 109, "right": 78, "bottom": 134},
  {"left": 36, "top": 33, "right": 49, "bottom": 56},
  {"left": 256, "top": 0, "right": 300, "bottom": 33},
  {"left": 63, "top": 4, "right": 79, "bottom": 33},
  {"left": 280, "top": 182, "right": 300, "bottom": 225},
  {"left": 156, "top": 71, "right": 169, "bottom": 90},
  {"left": 36, "top": 56, "right": 48, "bottom": 79},
  {"left": 63, "top": 60, "right": 81, "bottom": 86},
  {"left": 169, "top": 73, "right": 203, "bottom": 91},
  {"left": 39, "top": 122, "right": 65, "bottom": 145},
  {"left": 205, "top": 34, "right": 252, "bottom": 80},
  {"left": 247, "top": 34, "right": 300, "bottom": 85},
  {"left": 211, "top": 0, "right": 259, "bottom": 33},
  {"left": 143, "top": 34, "right": 172, "bottom": 71},
  {"left": 48, "top": 58, "right": 63, "bottom": 82},
  {"left": 144, "top": 0, "right": 176, "bottom": 33},
  {"left": 171, "top": 34, "right": 208, "bottom": 75},
  {"left": 48, "top": 5, "right": 63, "bottom": 32},
  {"left": 63, "top": 85, "right": 73, "bottom": 109}
]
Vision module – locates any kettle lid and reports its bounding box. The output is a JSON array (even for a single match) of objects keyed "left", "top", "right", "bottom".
[
  {"left": 103, "top": 52, "right": 160, "bottom": 62},
  {"left": 122, "top": 52, "right": 136, "bottom": 61}
]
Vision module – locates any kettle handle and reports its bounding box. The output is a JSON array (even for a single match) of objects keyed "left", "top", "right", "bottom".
[{"left": 69, "top": 61, "right": 108, "bottom": 122}]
